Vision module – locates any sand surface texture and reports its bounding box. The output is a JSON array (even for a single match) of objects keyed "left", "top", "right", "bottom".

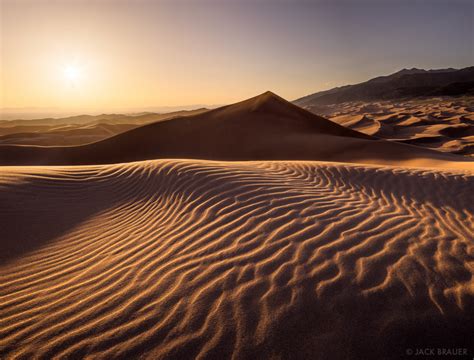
[
  {"left": 306, "top": 97, "right": 474, "bottom": 157},
  {"left": 1, "top": 159, "right": 473, "bottom": 359}
]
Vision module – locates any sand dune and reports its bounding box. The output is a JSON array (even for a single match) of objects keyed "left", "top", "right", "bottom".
[
  {"left": 0, "top": 159, "right": 473, "bottom": 359},
  {"left": 1, "top": 92, "right": 473, "bottom": 358},
  {"left": 0, "top": 109, "right": 208, "bottom": 128},
  {"left": 0, "top": 92, "right": 472, "bottom": 170},
  {"left": 0, "top": 123, "right": 137, "bottom": 146},
  {"left": 307, "top": 97, "right": 474, "bottom": 157},
  {"left": 0, "top": 109, "right": 207, "bottom": 146}
]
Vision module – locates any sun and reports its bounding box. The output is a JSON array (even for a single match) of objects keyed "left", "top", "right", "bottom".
[{"left": 63, "top": 65, "right": 82, "bottom": 82}]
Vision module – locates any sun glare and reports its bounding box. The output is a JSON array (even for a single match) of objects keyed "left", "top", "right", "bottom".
[{"left": 63, "top": 65, "right": 81, "bottom": 82}]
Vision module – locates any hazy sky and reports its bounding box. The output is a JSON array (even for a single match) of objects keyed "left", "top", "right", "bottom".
[{"left": 1, "top": 0, "right": 473, "bottom": 112}]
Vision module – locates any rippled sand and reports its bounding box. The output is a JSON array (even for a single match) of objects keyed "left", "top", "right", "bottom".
[
  {"left": 1, "top": 159, "right": 473, "bottom": 359},
  {"left": 305, "top": 97, "right": 474, "bottom": 157}
]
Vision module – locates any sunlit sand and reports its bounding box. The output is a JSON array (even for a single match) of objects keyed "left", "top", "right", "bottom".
[
  {"left": 2, "top": 0, "right": 473, "bottom": 357},
  {"left": 1, "top": 92, "right": 473, "bottom": 359}
]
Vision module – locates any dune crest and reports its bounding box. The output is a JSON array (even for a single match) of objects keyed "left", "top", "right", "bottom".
[
  {"left": 1, "top": 159, "right": 473, "bottom": 359},
  {"left": 315, "top": 97, "right": 474, "bottom": 157},
  {"left": 0, "top": 92, "right": 472, "bottom": 170}
]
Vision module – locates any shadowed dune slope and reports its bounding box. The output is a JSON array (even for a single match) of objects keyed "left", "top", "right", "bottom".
[
  {"left": 0, "top": 92, "right": 471, "bottom": 169},
  {"left": 1, "top": 159, "right": 473, "bottom": 359}
]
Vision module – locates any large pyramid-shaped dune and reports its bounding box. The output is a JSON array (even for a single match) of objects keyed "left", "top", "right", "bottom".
[{"left": 0, "top": 92, "right": 471, "bottom": 169}]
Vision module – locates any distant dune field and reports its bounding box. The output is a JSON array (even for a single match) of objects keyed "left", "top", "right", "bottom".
[
  {"left": 0, "top": 109, "right": 207, "bottom": 146},
  {"left": 1, "top": 159, "right": 473, "bottom": 359},
  {"left": 304, "top": 97, "right": 474, "bottom": 157}
]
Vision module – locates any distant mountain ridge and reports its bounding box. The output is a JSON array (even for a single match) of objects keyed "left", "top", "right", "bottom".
[{"left": 294, "top": 66, "right": 474, "bottom": 107}]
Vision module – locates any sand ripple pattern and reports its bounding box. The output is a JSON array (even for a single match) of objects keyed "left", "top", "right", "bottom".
[{"left": 0, "top": 160, "right": 473, "bottom": 359}]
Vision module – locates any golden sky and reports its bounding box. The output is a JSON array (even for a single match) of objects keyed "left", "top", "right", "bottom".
[{"left": 1, "top": 0, "right": 472, "bottom": 113}]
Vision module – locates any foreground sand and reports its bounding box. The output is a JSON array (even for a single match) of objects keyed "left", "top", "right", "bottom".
[{"left": 1, "top": 159, "right": 473, "bottom": 359}]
